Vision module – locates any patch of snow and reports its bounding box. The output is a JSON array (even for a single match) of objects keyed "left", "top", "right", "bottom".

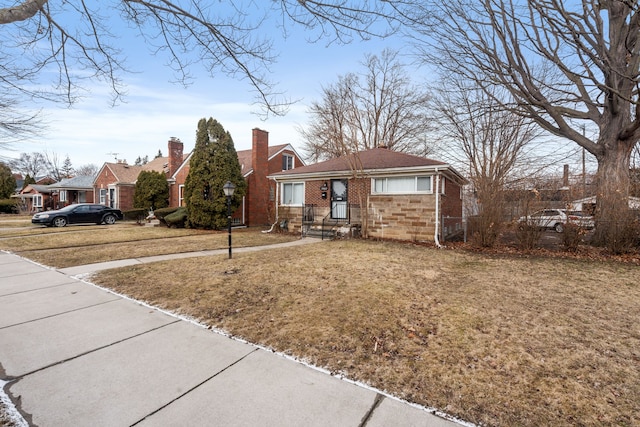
[{"left": 0, "top": 379, "right": 28, "bottom": 427}]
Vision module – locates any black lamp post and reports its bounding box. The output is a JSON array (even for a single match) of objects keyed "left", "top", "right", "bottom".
[{"left": 222, "top": 181, "right": 236, "bottom": 259}]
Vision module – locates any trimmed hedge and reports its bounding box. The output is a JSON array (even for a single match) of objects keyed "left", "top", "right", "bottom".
[
  {"left": 153, "top": 207, "right": 180, "bottom": 227},
  {"left": 122, "top": 208, "right": 148, "bottom": 223},
  {"left": 0, "top": 199, "right": 20, "bottom": 214},
  {"left": 164, "top": 207, "right": 187, "bottom": 228}
]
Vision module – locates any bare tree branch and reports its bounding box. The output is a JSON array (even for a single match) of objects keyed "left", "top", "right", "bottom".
[
  {"left": 0, "top": 0, "right": 401, "bottom": 141},
  {"left": 299, "top": 48, "right": 433, "bottom": 161}
]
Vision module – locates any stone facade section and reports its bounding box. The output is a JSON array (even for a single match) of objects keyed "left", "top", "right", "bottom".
[{"left": 276, "top": 175, "right": 464, "bottom": 242}]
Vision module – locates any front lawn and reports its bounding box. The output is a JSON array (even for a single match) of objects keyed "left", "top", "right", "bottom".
[
  {"left": 88, "top": 239, "right": 640, "bottom": 426},
  {"left": 0, "top": 224, "right": 298, "bottom": 267}
]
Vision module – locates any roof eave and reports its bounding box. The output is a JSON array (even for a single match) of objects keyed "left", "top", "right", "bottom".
[{"left": 269, "top": 164, "right": 467, "bottom": 183}]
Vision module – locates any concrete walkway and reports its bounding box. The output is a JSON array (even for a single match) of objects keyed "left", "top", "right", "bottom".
[{"left": 0, "top": 246, "right": 467, "bottom": 427}]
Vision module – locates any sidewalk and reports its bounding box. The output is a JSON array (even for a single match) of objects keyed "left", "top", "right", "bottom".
[{"left": 0, "top": 248, "right": 467, "bottom": 427}]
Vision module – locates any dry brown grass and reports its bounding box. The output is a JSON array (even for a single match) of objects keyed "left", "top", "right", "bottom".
[
  {"left": 0, "top": 224, "right": 297, "bottom": 268},
  {"left": 89, "top": 240, "right": 640, "bottom": 427}
]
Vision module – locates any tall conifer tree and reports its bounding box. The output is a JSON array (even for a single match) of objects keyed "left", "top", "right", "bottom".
[{"left": 184, "top": 118, "right": 246, "bottom": 229}]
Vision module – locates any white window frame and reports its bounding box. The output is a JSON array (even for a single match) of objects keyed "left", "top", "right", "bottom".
[
  {"left": 99, "top": 189, "right": 107, "bottom": 205},
  {"left": 179, "top": 185, "right": 185, "bottom": 207},
  {"left": 372, "top": 176, "right": 432, "bottom": 194},
  {"left": 59, "top": 190, "right": 67, "bottom": 203},
  {"left": 281, "top": 182, "right": 304, "bottom": 205},
  {"left": 33, "top": 194, "right": 43, "bottom": 208},
  {"left": 282, "top": 154, "right": 294, "bottom": 171}
]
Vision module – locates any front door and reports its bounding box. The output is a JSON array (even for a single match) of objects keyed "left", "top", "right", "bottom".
[{"left": 331, "top": 179, "right": 348, "bottom": 219}]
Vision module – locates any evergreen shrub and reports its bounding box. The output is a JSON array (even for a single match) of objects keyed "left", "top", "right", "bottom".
[
  {"left": 0, "top": 199, "right": 19, "bottom": 214},
  {"left": 153, "top": 207, "right": 180, "bottom": 227},
  {"left": 164, "top": 207, "right": 187, "bottom": 228}
]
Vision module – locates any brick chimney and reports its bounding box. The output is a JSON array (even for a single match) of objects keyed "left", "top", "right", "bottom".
[
  {"left": 249, "top": 128, "right": 269, "bottom": 225},
  {"left": 168, "top": 137, "right": 184, "bottom": 177}
]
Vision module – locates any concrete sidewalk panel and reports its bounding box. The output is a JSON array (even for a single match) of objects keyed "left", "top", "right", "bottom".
[
  {"left": 0, "top": 269, "right": 76, "bottom": 296},
  {"left": 138, "top": 349, "right": 377, "bottom": 427},
  {"left": 0, "top": 252, "right": 23, "bottom": 265},
  {"left": 367, "top": 396, "right": 461, "bottom": 427},
  {"left": 8, "top": 321, "right": 255, "bottom": 426},
  {"left": 0, "top": 258, "right": 49, "bottom": 279},
  {"left": 0, "top": 299, "right": 177, "bottom": 378},
  {"left": 0, "top": 281, "right": 119, "bottom": 328}
]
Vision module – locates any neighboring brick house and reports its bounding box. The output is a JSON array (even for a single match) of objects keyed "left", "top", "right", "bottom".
[
  {"left": 169, "top": 128, "right": 305, "bottom": 226},
  {"left": 15, "top": 184, "right": 56, "bottom": 213},
  {"left": 93, "top": 153, "right": 179, "bottom": 211},
  {"left": 268, "top": 147, "right": 468, "bottom": 242},
  {"left": 47, "top": 175, "right": 95, "bottom": 209}
]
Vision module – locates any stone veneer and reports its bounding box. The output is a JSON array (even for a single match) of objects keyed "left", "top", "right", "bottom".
[{"left": 367, "top": 194, "right": 437, "bottom": 241}]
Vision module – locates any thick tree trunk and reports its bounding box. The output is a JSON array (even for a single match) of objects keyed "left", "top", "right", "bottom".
[{"left": 592, "top": 140, "right": 634, "bottom": 250}]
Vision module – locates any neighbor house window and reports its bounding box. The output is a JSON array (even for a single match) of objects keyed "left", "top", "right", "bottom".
[
  {"left": 373, "top": 176, "right": 432, "bottom": 194},
  {"left": 33, "top": 194, "right": 43, "bottom": 208},
  {"left": 179, "top": 185, "right": 185, "bottom": 207},
  {"left": 282, "top": 154, "right": 294, "bottom": 171},
  {"left": 99, "top": 189, "right": 107, "bottom": 205},
  {"left": 59, "top": 190, "right": 67, "bottom": 203},
  {"left": 281, "top": 182, "right": 303, "bottom": 205}
]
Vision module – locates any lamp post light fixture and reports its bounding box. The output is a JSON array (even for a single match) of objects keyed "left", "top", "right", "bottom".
[{"left": 222, "top": 181, "right": 236, "bottom": 259}]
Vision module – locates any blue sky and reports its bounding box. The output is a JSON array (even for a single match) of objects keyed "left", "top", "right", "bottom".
[
  {"left": 1, "top": 4, "right": 412, "bottom": 169},
  {"left": 0, "top": 2, "right": 595, "bottom": 178}
]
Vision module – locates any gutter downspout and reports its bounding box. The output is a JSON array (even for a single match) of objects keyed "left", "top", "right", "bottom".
[
  {"left": 262, "top": 178, "right": 280, "bottom": 233},
  {"left": 434, "top": 171, "right": 442, "bottom": 248}
]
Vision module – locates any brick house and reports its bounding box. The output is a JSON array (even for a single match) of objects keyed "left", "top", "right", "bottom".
[
  {"left": 169, "top": 128, "right": 305, "bottom": 226},
  {"left": 93, "top": 153, "right": 179, "bottom": 211},
  {"left": 16, "top": 184, "right": 56, "bottom": 213},
  {"left": 268, "top": 147, "right": 468, "bottom": 242},
  {"left": 47, "top": 175, "right": 95, "bottom": 209}
]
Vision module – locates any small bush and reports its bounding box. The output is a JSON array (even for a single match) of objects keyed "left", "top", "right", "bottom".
[
  {"left": 0, "top": 199, "right": 20, "bottom": 214},
  {"left": 153, "top": 207, "right": 180, "bottom": 227},
  {"left": 516, "top": 222, "right": 543, "bottom": 250},
  {"left": 562, "top": 223, "right": 584, "bottom": 252},
  {"left": 164, "top": 207, "right": 187, "bottom": 228}
]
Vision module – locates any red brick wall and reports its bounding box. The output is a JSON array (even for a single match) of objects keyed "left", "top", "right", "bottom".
[
  {"left": 118, "top": 185, "right": 136, "bottom": 211},
  {"left": 246, "top": 128, "right": 270, "bottom": 226},
  {"left": 440, "top": 176, "right": 464, "bottom": 237},
  {"left": 93, "top": 166, "right": 116, "bottom": 205},
  {"left": 93, "top": 166, "right": 136, "bottom": 210},
  {"left": 170, "top": 161, "right": 190, "bottom": 207},
  {"left": 168, "top": 138, "right": 183, "bottom": 178}
]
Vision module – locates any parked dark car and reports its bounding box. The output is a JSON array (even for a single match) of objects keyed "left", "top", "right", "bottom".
[{"left": 32, "top": 204, "right": 123, "bottom": 227}]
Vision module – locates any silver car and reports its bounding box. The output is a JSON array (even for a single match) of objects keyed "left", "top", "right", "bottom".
[{"left": 519, "top": 209, "right": 594, "bottom": 233}]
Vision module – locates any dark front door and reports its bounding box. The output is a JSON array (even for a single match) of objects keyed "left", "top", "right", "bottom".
[{"left": 331, "top": 179, "right": 348, "bottom": 219}]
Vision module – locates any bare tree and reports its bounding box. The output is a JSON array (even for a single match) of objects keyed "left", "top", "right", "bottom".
[
  {"left": 9, "top": 152, "right": 46, "bottom": 178},
  {"left": 75, "top": 163, "right": 98, "bottom": 177},
  {"left": 43, "top": 151, "right": 64, "bottom": 182},
  {"left": 403, "top": 0, "right": 640, "bottom": 248},
  {"left": 299, "top": 49, "right": 433, "bottom": 161},
  {"left": 0, "top": 94, "right": 42, "bottom": 148},
  {"left": 432, "top": 80, "right": 542, "bottom": 246},
  {"left": 0, "top": 0, "right": 399, "bottom": 141}
]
